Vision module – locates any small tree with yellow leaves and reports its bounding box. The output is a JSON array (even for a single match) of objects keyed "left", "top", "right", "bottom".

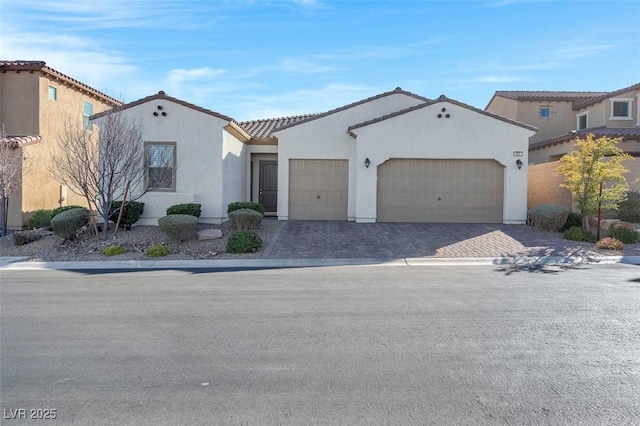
[{"left": 557, "top": 134, "right": 633, "bottom": 228}]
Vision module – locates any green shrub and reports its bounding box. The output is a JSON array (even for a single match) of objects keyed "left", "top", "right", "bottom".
[
  {"left": 226, "top": 230, "right": 263, "bottom": 253},
  {"left": 109, "top": 201, "right": 145, "bottom": 230},
  {"left": 596, "top": 237, "right": 624, "bottom": 250},
  {"left": 564, "top": 226, "right": 596, "bottom": 243},
  {"left": 528, "top": 204, "right": 569, "bottom": 231},
  {"left": 50, "top": 207, "right": 91, "bottom": 240},
  {"left": 228, "top": 208, "right": 264, "bottom": 230},
  {"left": 607, "top": 227, "right": 640, "bottom": 244},
  {"left": 227, "top": 202, "right": 265, "bottom": 215},
  {"left": 158, "top": 214, "right": 198, "bottom": 241},
  {"left": 51, "top": 205, "right": 85, "bottom": 219},
  {"left": 560, "top": 212, "right": 582, "bottom": 232},
  {"left": 28, "top": 209, "right": 53, "bottom": 229},
  {"left": 146, "top": 243, "right": 171, "bottom": 257},
  {"left": 619, "top": 191, "right": 640, "bottom": 223},
  {"left": 166, "top": 203, "right": 201, "bottom": 217},
  {"left": 103, "top": 245, "right": 126, "bottom": 256},
  {"left": 13, "top": 230, "right": 43, "bottom": 246}
]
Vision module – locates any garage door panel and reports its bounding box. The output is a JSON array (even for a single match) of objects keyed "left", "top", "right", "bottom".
[
  {"left": 289, "top": 159, "right": 348, "bottom": 221},
  {"left": 377, "top": 159, "right": 504, "bottom": 223}
]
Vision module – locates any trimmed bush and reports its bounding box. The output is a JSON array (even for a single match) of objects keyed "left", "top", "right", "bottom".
[
  {"left": 596, "top": 237, "right": 624, "bottom": 250},
  {"left": 560, "top": 212, "right": 582, "bottom": 232},
  {"left": 51, "top": 205, "right": 85, "bottom": 219},
  {"left": 50, "top": 208, "right": 90, "bottom": 240},
  {"left": 619, "top": 191, "right": 640, "bottom": 223},
  {"left": 146, "top": 243, "right": 171, "bottom": 257},
  {"left": 607, "top": 227, "right": 640, "bottom": 244},
  {"left": 229, "top": 208, "right": 264, "bottom": 230},
  {"left": 563, "top": 226, "right": 596, "bottom": 243},
  {"left": 227, "top": 202, "right": 265, "bottom": 215},
  {"left": 528, "top": 204, "right": 569, "bottom": 232},
  {"left": 109, "top": 201, "right": 145, "bottom": 230},
  {"left": 28, "top": 209, "right": 53, "bottom": 229},
  {"left": 103, "top": 245, "right": 126, "bottom": 256},
  {"left": 13, "top": 230, "right": 43, "bottom": 246},
  {"left": 158, "top": 214, "right": 198, "bottom": 242},
  {"left": 166, "top": 203, "right": 201, "bottom": 217},
  {"left": 226, "top": 230, "right": 263, "bottom": 253}
]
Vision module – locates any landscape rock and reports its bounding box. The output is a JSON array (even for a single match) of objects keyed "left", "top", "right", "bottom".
[{"left": 197, "top": 229, "right": 223, "bottom": 241}]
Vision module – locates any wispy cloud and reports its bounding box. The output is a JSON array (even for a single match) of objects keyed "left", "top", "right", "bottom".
[
  {"left": 234, "top": 84, "right": 378, "bottom": 120},
  {"left": 315, "top": 37, "right": 449, "bottom": 61}
]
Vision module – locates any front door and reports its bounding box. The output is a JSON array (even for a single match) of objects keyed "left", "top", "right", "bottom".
[{"left": 259, "top": 160, "right": 278, "bottom": 213}]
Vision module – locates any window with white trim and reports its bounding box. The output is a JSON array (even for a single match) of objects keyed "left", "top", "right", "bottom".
[
  {"left": 83, "top": 101, "right": 93, "bottom": 130},
  {"left": 145, "top": 142, "right": 176, "bottom": 191},
  {"left": 610, "top": 98, "right": 633, "bottom": 120},
  {"left": 48, "top": 86, "right": 57, "bottom": 100},
  {"left": 577, "top": 112, "right": 588, "bottom": 130}
]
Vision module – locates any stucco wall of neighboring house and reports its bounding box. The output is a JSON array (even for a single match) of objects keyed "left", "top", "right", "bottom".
[
  {"left": 221, "top": 129, "right": 248, "bottom": 220},
  {"left": 580, "top": 88, "right": 640, "bottom": 129},
  {"left": 274, "top": 92, "right": 426, "bottom": 221},
  {"left": 2, "top": 71, "right": 116, "bottom": 229},
  {"left": 527, "top": 161, "right": 572, "bottom": 210},
  {"left": 119, "top": 98, "right": 234, "bottom": 225},
  {"left": 350, "top": 101, "right": 535, "bottom": 224},
  {"left": 485, "top": 96, "right": 517, "bottom": 120},
  {"left": 515, "top": 101, "right": 576, "bottom": 144}
]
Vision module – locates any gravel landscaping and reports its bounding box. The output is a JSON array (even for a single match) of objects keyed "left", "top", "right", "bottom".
[{"left": 0, "top": 218, "right": 282, "bottom": 262}]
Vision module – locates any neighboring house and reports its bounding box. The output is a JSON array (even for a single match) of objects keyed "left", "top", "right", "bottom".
[
  {"left": 486, "top": 83, "right": 640, "bottom": 209},
  {"left": 96, "top": 88, "right": 535, "bottom": 225},
  {"left": 0, "top": 60, "right": 122, "bottom": 230}
]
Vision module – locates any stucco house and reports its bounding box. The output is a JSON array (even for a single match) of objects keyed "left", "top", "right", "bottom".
[
  {"left": 0, "top": 60, "right": 122, "bottom": 230},
  {"left": 96, "top": 88, "right": 535, "bottom": 225},
  {"left": 486, "top": 83, "right": 640, "bottom": 209}
]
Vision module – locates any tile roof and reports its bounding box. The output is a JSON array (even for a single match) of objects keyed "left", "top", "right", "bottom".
[
  {"left": 2, "top": 135, "right": 42, "bottom": 148},
  {"left": 272, "top": 87, "right": 430, "bottom": 133},
  {"left": 492, "top": 90, "right": 607, "bottom": 102},
  {"left": 0, "top": 60, "right": 122, "bottom": 107},
  {"left": 572, "top": 82, "right": 640, "bottom": 110},
  {"left": 239, "top": 114, "right": 319, "bottom": 139},
  {"left": 91, "top": 91, "right": 235, "bottom": 122},
  {"left": 530, "top": 126, "right": 640, "bottom": 151},
  {"left": 348, "top": 95, "right": 538, "bottom": 133}
]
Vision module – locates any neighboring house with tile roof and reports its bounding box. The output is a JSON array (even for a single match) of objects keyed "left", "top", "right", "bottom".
[
  {"left": 94, "top": 87, "right": 534, "bottom": 225},
  {"left": 486, "top": 83, "right": 640, "bottom": 210},
  {"left": 0, "top": 60, "right": 122, "bottom": 230}
]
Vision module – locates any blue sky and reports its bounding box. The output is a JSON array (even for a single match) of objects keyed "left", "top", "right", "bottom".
[{"left": 2, "top": 0, "right": 639, "bottom": 120}]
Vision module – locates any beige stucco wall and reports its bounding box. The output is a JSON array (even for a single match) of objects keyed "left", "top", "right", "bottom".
[
  {"left": 274, "top": 92, "right": 426, "bottom": 221},
  {"left": 1, "top": 71, "right": 116, "bottom": 229},
  {"left": 221, "top": 129, "right": 248, "bottom": 220},
  {"left": 115, "top": 98, "right": 241, "bottom": 225},
  {"left": 516, "top": 101, "right": 576, "bottom": 144},
  {"left": 350, "top": 101, "right": 535, "bottom": 224},
  {"left": 574, "top": 88, "right": 640, "bottom": 129},
  {"left": 485, "top": 96, "right": 517, "bottom": 120}
]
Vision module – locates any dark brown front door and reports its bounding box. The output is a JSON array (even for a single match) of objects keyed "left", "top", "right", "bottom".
[{"left": 259, "top": 160, "right": 278, "bottom": 213}]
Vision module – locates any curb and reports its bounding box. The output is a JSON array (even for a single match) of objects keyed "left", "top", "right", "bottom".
[{"left": 1, "top": 255, "right": 638, "bottom": 271}]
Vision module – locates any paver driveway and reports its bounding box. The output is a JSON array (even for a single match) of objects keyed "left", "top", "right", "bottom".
[{"left": 262, "top": 221, "right": 600, "bottom": 259}]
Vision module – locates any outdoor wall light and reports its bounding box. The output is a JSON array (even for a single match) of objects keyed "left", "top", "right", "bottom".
[
  {"left": 516, "top": 159, "right": 523, "bottom": 169},
  {"left": 365, "top": 158, "right": 371, "bottom": 168}
]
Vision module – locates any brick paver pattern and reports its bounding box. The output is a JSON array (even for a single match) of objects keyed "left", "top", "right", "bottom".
[{"left": 262, "top": 221, "right": 599, "bottom": 259}]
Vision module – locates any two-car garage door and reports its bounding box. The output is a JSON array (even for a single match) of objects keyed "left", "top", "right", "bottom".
[{"left": 377, "top": 159, "right": 504, "bottom": 223}]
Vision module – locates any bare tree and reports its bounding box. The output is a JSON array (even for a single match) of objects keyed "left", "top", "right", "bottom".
[
  {"left": 49, "top": 111, "right": 172, "bottom": 240},
  {"left": 0, "top": 126, "right": 32, "bottom": 236}
]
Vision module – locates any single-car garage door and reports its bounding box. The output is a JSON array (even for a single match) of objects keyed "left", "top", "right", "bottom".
[
  {"left": 289, "top": 159, "right": 348, "bottom": 220},
  {"left": 377, "top": 159, "right": 504, "bottom": 223}
]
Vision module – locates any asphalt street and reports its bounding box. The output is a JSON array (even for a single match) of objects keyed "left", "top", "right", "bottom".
[{"left": 1, "top": 263, "right": 639, "bottom": 425}]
